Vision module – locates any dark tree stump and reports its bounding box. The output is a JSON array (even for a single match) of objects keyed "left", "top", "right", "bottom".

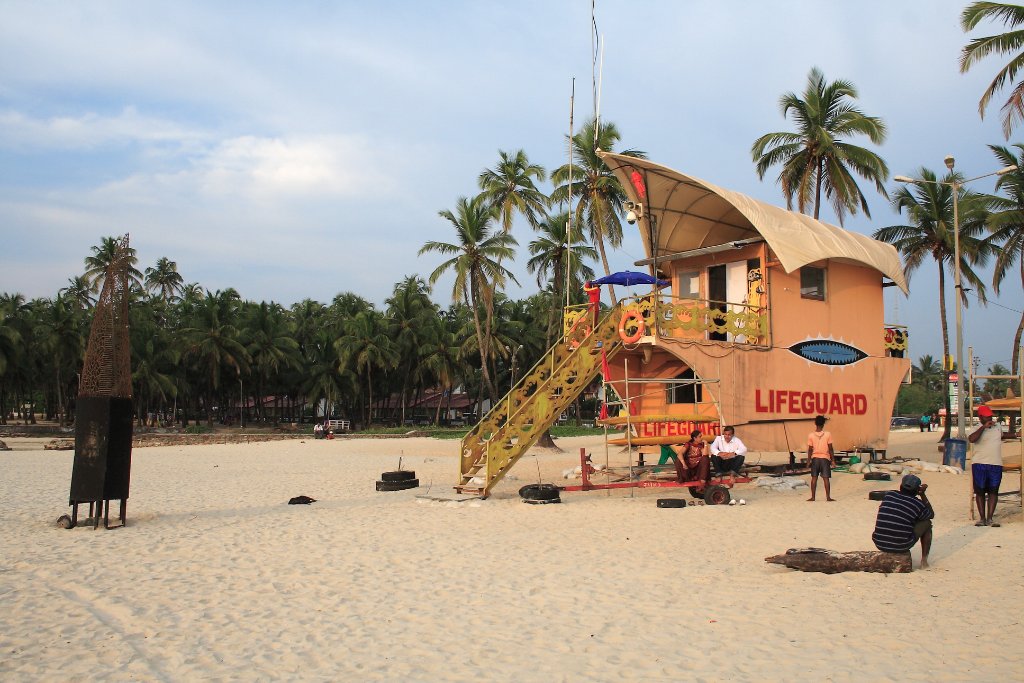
[{"left": 765, "top": 547, "right": 913, "bottom": 574}]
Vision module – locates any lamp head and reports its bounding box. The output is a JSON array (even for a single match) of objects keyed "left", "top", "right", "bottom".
[
  {"left": 894, "top": 175, "right": 914, "bottom": 183},
  {"left": 944, "top": 155, "right": 955, "bottom": 171},
  {"left": 997, "top": 164, "right": 1018, "bottom": 175}
]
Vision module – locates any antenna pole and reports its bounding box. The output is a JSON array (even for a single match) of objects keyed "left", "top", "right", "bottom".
[{"left": 567, "top": 78, "right": 575, "bottom": 311}]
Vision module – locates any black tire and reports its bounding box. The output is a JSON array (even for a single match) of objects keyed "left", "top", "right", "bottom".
[
  {"left": 56, "top": 514, "right": 74, "bottom": 529},
  {"left": 523, "top": 497, "right": 561, "bottom": 505},
  {"left": 863, "top": 472, "right": 891, "bottom": 481},
  {"left": 657, "top": 498, "right": 686, "bottom": 508},
  {"left": 868, "top": 490, "right": 891, "bottom": 501},
  {"left": 381, "top": 470, "right": 416, "bottom": 482},
  {"left": 704, "top": 484, "right": 731, "bottom": 505},
  {"left": 688, "top": 486, "right": 704, "bottom": 499},
  {"left": 519, "top": 483, "right": 561, "bottom": 501},
  {"left": 376, "top": 479, "right": 419, "bottom": 491}
]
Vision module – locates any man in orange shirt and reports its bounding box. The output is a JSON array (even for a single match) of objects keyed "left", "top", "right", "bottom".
[{"left": 807, "top": 414, "right": 835, "bottom": 502}]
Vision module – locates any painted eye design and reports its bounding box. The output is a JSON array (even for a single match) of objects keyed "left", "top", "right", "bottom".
[{"left": 789, "top": 339, "right": 867, "bottom": 366}]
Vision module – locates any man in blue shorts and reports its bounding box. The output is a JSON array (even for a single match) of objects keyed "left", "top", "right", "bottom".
[
  {"left": 872, "top": 474, "right": 934, "bottom": 570},
  {"left": 968, "top": 405, "right": 1003, "bottom": 527}
]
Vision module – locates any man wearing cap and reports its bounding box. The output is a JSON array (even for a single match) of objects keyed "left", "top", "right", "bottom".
[
  {"left": 872, "top": 474, "right": 934, "bottom": 569},
  {"left": 968, "top": 405, "right": 1003, "bottom": 527}
]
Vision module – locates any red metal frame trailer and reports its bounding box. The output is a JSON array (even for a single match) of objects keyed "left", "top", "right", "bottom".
[{"left": 557, "top": 448, "right": 749, "bottom": 505}]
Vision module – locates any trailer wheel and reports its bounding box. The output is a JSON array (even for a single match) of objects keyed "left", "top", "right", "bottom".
[
  {"left": 704, "top": 485, "right": 731, "bottom": 505},
  {"left": 519, "top": 483, "right": 561, "bottom": 502},
  {"left": 657, "top": 498, "right": 686, "bottom": 508},
  {"left": 688, "top": 486, "right": 704, "bottom": 499},
  {"left": 382, "top": 470, "right": 416, "bottom": 482}
]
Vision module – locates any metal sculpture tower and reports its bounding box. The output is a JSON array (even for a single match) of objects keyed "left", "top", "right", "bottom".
[{"left": 68, "top": 234, "right": 134, "bottom": 529}]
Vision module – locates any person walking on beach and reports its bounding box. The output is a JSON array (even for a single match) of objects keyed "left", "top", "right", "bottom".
[
  {"left": 968, "top": 405, "right": 1003, "bottom": 527},
  {"left": 872, "top": 474, "right": 934, "bottom": 570},
  {"left": 807, "top": 415, "right": 835, "bottom": 501}
]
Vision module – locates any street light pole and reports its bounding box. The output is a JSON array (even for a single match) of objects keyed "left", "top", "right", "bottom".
[
  {"left": 894, "top": 159, "right": 1018, "bottom": 439},
  {"left": 946, "top": 155, "right": 967, "bottom": 440}
]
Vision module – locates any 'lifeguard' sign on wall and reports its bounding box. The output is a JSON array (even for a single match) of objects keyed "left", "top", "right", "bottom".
[
  {"left": 637, "top": 421, "right": 721, "bottom": 437},
  {"left": 754, "top": 389, "right": 868, "bottom": 415}
]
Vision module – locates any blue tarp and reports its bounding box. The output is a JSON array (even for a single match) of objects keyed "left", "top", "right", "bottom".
[{"left": 591, "top": 271, "right": 669, "bottom": 287}]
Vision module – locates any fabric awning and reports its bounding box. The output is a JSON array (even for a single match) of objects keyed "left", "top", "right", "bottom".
[{"left": 598, "top": 152, "right": 909, "bottom": 293}]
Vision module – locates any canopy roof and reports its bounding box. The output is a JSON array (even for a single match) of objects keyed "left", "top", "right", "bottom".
[{"left": 598, "top": 152, "right": 909, "bottom": 293}]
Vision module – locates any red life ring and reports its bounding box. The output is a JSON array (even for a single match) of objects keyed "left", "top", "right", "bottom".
[{"left": 618, "top": 310, "right": 645, "bottom": 343}]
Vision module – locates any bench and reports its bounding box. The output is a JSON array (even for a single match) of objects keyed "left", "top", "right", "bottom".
[{"left": 327, "top": 420, "right": 350, "bottom": 432}]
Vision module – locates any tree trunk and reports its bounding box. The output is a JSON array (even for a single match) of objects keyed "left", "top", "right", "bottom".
[
  {"left": 813, "top": 157, "right": 823, "bottom": 220},
  {"left": 937, "top": 264, "right": 952, "bottom": 441},
  {"left": 535, "top": 429, "right": 560, "bottom": 450},
  {"left": 469, "top": 282, "right": 498, "bottom": 404},
  {"left": 765, "top": 547, "right": 912, "bottom": 574},
  {"left": 1010, "top": 258, "right": 1024, "bottom": 435}
]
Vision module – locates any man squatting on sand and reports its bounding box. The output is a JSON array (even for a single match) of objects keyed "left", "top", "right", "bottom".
[
  {"left": 969, "top": 404, "right": 1004, "bottom": 527},
  {"left": 872, "top": 474, "right": 934, "bottom": 569},
  {"left": 710, "top": 425, "right": 747, "bottom": 478},
  {"left": 807, "top": 414, "right": 835, "bottom": 501}
]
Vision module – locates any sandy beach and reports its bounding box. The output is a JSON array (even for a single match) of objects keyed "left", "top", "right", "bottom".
[{"left": 1, "top": 429, "right": 1021, "bottom": 682}]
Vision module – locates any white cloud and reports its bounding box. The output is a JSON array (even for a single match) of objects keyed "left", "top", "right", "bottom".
[{"left": 0, "top": 107, "right": 209, "bottom": 150}]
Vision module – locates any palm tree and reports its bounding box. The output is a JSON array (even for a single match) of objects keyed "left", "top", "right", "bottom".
[
  {"left": 303, "top": 329, "right": 355, "bottom": 422},
  {"left": 551, "top": 118, "right": 646, "bottom": 303},
  {"left": 420, "top": 195, "right": 517, "bottom": 405},
  {"left": 59, "top": 275, "right": 95, "bottom": 311},
  {"left": 83, "top": 236, "right": 143, "bottom": 292},
  {"left": 751, "top": 67, "right": 889, "bottom": 224},
  {"left": 984, "top": 143, "right": 1024, "bottom": 381},
  {"left": 181, "top": 292, "right": 250, "bottom": 425},
  {"left": 144, "top": 257, "right": 184, "bottom": 304},
  {"left": 417, "top": 312, "right": 463, "bottom": 425},
  {"left": 243, "top": 301, "right": 300, "bottom": 421},
  {"left": 873, "top": 167, "right": 997, "bottom": 439},
  {"left": 39, "top": 295, "right": 85, "bottom": 427},
  {"left": 527, "top": 210, "right": 597, "bottom": 346},
  {"left": 961, "top": 3, "right": 1024, "bottom": 138},
  {"left": 334, "top": 309, "right": 398, "bottom": 426},
  {"left": 478, "top": 149, "right": 549, "bottom": 231},
  {"left": 914, "top": 354, "right": 944, "bottom": 393},
  {"left": 386, "top": 276, "right": 438, "bottom": 425}
]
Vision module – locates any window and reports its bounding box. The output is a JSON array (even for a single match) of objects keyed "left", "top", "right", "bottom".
[
  {"left": 800, "top": 266, "right": 826, "bottom": 300},
  {"left": 668, "top": 368, "right": 703, "bottom": 404},
  {"left": 678, "top": 270, "right": 700, "bottom": 299}
]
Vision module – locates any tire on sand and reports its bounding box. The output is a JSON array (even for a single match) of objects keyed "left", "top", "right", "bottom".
[
  {"left": 868, "top": 490, "right": 891, "bottom": 501},
  {"left": 704, "top": 484, "right": 731, "bottom": 505},
  {"left": 519, "top": 483, "right": 561, "bottom": 504},
  {"left": 381, "top": 470, "right": 416, "bottom": 482},
  {"left": 657, "top": 498, "right": 686, "bottom": 508},
  {"left": 376, "top": 479, "right": 419, "bottom": 492}
]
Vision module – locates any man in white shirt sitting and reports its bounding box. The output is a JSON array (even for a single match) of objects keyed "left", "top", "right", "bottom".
[{"left": 710, "top": 425, "right": 747, "bottom": 478}]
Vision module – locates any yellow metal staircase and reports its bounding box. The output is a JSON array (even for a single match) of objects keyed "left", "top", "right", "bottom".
[{"left": 456, "top": 305, "right": 624, "bottom": 497}]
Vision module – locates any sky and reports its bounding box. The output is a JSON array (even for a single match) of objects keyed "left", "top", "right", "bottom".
[{"left": 1, "top": 0, "right": 1022, "bottom": 374}]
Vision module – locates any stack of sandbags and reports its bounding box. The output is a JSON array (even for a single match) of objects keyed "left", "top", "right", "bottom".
[
  {"left": 848, "top": 460, "right": 961, "bottom": 475},
  {"left": 756, "top": 476, "right": 808, "bottom": 490}
]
